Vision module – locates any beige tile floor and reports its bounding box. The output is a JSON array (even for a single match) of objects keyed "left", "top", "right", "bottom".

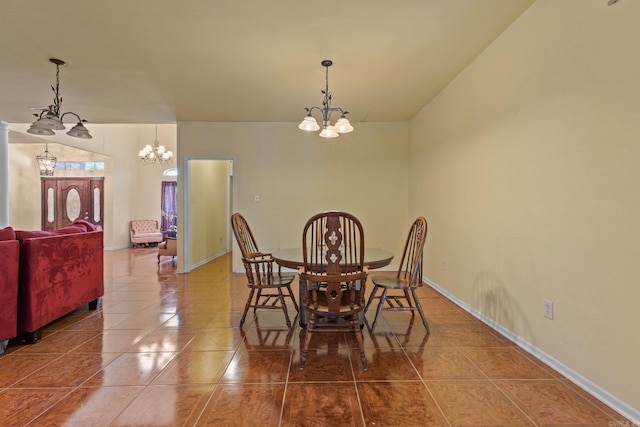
[{"left": 0, "top": 248, "right": 633, "bottom": 426}]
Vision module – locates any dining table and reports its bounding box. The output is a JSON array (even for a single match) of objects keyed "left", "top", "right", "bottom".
[{"left": 272, "top": 247, "right": 394, "bottom": 326}]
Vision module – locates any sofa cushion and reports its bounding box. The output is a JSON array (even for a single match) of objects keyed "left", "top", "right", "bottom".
[
  {"left": 0, "top": 226, "right": 15, "bottom": 241},
  {"left": 72, "top": 219, "right": 99, "bottom": 231},
  {"left": 56, "top": 225, "right": 88, "bottom": 235},
  {"left": 15, "top": 230, "right": 57, "bottom": 240},
  {"left": 16, "top": 225, "right": 86, "bottom": 241}
]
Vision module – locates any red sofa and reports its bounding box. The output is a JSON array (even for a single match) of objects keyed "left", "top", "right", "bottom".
[
  {"left": 16, "top": 219, "right": 104, "bottom": 343},
  {"left": 0, "top": 227, "right": 19, "bottom": 354}
]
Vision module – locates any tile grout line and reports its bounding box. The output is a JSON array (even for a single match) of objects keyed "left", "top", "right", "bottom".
[
  {"left": 453, "top": 340, "right": 540, "bottom": 426},
  {"left": 348, "top": 329, "right": 367, "bottom": 427},
  {"left": 392, "top": 320, "right": 453, "bottom": 427},
  {"left": 278, "top": 328, "right": 296, "bottom": 427}
]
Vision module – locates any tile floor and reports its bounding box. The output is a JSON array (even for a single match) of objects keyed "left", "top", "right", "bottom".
[{"left": 0, "top": 248, "right": 634, "bottom": 426}]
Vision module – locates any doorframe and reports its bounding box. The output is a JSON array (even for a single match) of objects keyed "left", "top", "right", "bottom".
[
  {"left": 182, "top": 156, "right": 235, "bottom": 273},
  {"left": 226, "top": 173, "right": 233, "bottom": 253}
]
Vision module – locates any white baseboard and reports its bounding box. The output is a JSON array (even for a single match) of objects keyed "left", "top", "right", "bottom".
[
  {"left": 104, "top": 244, "right": 133, "bottom": 251},
  {"left": 424, "top": 277, "right": 640, "bottom": 425},
  {"left": 188, "top": 251, "right": 226, "bottom": 271}
]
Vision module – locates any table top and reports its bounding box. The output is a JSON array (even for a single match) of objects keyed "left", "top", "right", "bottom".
[{"left": 272, "top": 247, "right": 394, "bottom": 270}]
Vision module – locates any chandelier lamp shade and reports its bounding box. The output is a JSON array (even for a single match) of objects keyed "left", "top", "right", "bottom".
[
  {"left": 27, "top": 59, "right": 92, "bottom": 139},
  {"left": 139, "top": 125, "right": 174, "bottom": 165},
  {"left": 298, "top": 60, "right": 353, "bottom": 138},
  {"left": 36, "top": 144, "right": 57, "bottom": 176}
]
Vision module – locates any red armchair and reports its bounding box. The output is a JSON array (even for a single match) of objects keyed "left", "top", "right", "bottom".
[
  {"left": 0, "top": 227, "right": 19, "bottom": 354},
  {"left": 16, "top": 223, "right": 104, "bottom": 343}
]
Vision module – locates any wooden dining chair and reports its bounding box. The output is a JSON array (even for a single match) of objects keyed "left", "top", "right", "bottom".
[
  {"left": 299, "top": 211, "right": 369, "bottom": 370},
  {"left": 364, "top": 216, "right": 430, "bottom": 333},
  {"left": 231, "top": 213, "right": 298, "bottom": 328}
]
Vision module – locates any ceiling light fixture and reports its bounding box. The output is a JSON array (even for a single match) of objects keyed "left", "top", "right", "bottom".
[
  {"left": 27, "top": 58, "right": 92, "bottom": 139},
  {"left": 36, "top": 144, "right": 57, "bottom": 176},
  {"left": 298, "top": 60, "right": 353, "bottom": 138},
  {"left": 139, "top": 125, "right": 174, "bottom": 165}
]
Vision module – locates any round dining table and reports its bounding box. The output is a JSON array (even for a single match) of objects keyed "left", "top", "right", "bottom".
[
  {"left": 272, "top": 247, "right": 394, "bottom": 326},
  {"left": 272, "top": 247, "right": 394, "bottom": 271}
]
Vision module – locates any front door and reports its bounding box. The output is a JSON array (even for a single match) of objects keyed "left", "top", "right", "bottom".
[{"left": 41, "top": 177, "right": 104, "bottom": 230}]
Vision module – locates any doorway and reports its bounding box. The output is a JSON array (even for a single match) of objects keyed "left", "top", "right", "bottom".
[
  {"left": 161, "top": 181, "right": 178, "bottom": 236},
  {"left": 184, "top": 158, "right": 233, "bottom": 271}
]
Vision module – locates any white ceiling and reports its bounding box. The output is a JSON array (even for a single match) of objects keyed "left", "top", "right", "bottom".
[{"left": 0, "top": 0, "right": 534, "bottom": 125}]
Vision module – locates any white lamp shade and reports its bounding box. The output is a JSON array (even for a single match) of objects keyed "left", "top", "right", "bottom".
[
  {"left": 27, "top": 122, "right": 55, "bottom": 135},
  {"left": 298, "top": 116, "right": 320, "bottom": 131},
  {"left": 66, "top": 122, "right": 92, "bottom": 139},
  {"left": 334, "top": 117, "right": 353, "bottom": 133},
  {"left": 319, "top": 126, "right": 339, "bottom": 138},
  {"left": 37, "top": 113, "right": 65, "bottom": 130}
]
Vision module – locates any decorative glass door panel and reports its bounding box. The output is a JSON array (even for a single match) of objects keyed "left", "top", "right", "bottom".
[
  {"left": 46, "top": 187, "right": 55, "bottom": 224},
  {"left": 93, "top": 187, "right": 101, "bottom": 223},
  {"left": 65, "top": 188, "right": 81, "bottom": 221}
]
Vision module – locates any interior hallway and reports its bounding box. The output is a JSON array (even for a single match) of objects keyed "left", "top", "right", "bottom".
[{"left": 0, "top": 248, "right": 632, "bottom": 426}]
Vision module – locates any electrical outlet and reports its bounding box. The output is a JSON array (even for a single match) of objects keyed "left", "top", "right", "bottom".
[
  {"left": 544, "top": 300, "right": 554, "bottom": 320},
  {"left": 442, "top": 261, "right": 447, "bottom": 271}
]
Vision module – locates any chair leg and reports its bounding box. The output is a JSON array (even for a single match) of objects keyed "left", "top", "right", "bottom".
[
  {"left": 411, "top": 288, "right": 430, "bottom": 334},
  {"left": 364, "top": 285, "right": 380, "bottom": 314},
  {"left": 240, "top": 289, "right": 255, "bottom": 327},
  {"left": 370, "top": 288, "right": 388, "bottom": 332},
  {"left": 254, "top": 289, "right": 263, "bottom": 313},
  {"left": 403, "top": 289, "right": 414, "bottom": 310},
  {"left": 286, "top": 284, "right": 299, "bottom": 313},
  {"left": 364, "top": 285, "right": 379, "bottom": 314},
  {"left": 277, "top": 288, "right": 292, "bottom": 328},
  {"left": 352, "top": 316, "right": 368, "bottom": 371},
  {"left": 300, "top": 315, "right": 315, "bottom": 370}
]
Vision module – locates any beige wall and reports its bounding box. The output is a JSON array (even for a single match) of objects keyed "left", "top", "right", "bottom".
[
  {"left": 409, "top": 0, "right": 639, "bottom": 413},
  {"left": 188, "top": 159, "right": 229, "bottom": 266},
  {"left": 177, "top": 122, "right": 409, "bottom": 273},
  {"left": 8, "top": 124, "right": 177, "bottom": 249},
  {"left": 8, "top": 143, "right": 111, "bottom": 231}
]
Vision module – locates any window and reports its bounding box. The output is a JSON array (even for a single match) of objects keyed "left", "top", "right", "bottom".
[
  {"left": 56, "top": 161, "right": 105, "bottom": 171},
  {"left": 161, "top": 181, "right": 178, "bottom": 234},
  {"left": 163, "top": 168, "right": 178, "bottom": 177}
]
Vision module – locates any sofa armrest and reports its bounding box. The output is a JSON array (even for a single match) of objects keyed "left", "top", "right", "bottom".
[{"left": 0, "top": 240, "right": 19, "bottom": 343}]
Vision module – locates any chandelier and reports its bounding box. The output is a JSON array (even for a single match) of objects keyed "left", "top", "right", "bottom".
[
  {"left": 298, "top": 60, "right": 353, "bottom": 138},
  {"left": 27, "top": 59, "right": 92, "bottom": 139},
  {"left": 139, "top": 125, "right": 174, "bottom": 165},
  {"left": 36, "top": 144, "right": 57, "bottom": 176}
]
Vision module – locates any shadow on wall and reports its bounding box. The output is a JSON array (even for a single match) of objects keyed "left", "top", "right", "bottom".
[{"left": 471, "top": 269, "right": 535, "bottom": 345}]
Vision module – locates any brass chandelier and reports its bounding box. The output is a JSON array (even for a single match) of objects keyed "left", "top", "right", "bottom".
[{"left": 139, "top": 125, "right": 174, "bottom": 166}]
